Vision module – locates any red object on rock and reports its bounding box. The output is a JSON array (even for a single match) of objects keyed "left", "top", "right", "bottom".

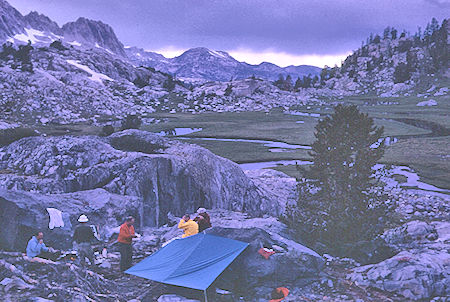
[
  {"left": 258, "top": 248, "right": 275, "bottom": 260},
  {"left": 269, "top": 287, "right": 290, "bottom": 302}
]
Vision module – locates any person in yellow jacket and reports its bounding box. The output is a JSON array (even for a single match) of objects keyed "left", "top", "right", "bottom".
[{"left": 178, "top": 214, "right": 199, "bottom": 238}]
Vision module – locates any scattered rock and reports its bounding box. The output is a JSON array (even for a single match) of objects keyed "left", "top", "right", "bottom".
[
  {"left": 244, "top": 169, "right": 298, "bottom": 212},
  {"left": 349, "top": 250, "right": 450, "bottom": 300},
  {"left": 98, "top": 260, "right": 111, "bottom": 269},
  {"left": 382, "top": 220, "right": 438, "bottom": 251},
  {"left": 416, "top": 99, "right": 437, "bottom": 106},
  {"left": 157, "top": 294, "right": 199, "bottom": 302}
]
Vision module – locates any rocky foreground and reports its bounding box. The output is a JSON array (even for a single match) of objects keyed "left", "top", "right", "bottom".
[{"left": 0, "top": 130, "right": 449, "bottom": 301}]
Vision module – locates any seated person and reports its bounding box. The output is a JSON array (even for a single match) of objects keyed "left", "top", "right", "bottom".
[
  {"left": 269, "top": 287, "right": 289, "bottom": 302},
  {"left": 193, "top": 208, "right": 212, "bottom": 232},
  {"left": 177, "top": 214, "right": 199, "bottom": 238},
  {"left": 26, "top": 231, "right": 59, "bottom": 261}
]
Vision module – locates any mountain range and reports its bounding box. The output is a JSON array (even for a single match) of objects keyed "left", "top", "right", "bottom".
[
  {"left": 125, "top": 46, "right": 321, "bottom": 82},
  {"left": 0, "top": 0, "right": 320, "bottom": 82}
]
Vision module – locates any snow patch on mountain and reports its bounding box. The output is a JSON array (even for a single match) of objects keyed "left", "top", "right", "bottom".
[
  {"left": 8, "top": 27, "right": 60, "bottom": 44},
  {"left": 67, "top": 40, "right": 81, "bottom": 47},
  {"left": 66, "top": 60, "right": 114, "bottom": 84},
  {"left": 208, "top": 49, "right": 227, "bottom": 59}
]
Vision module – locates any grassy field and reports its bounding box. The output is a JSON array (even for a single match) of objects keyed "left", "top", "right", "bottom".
[
  {"left": 30, "top": 93, "right": 448, "bottom": 190},
  {"left": 142, "top": 111, "right": 318, "bottom": 144},
  {"left": 382, "top": 136, "right": 450, "bottom": 189},
  {"left": 141, "top": 100, "right": 449, "bottom": 190},
  {"left": 142, "top": 110, "right": 430, "bottom": 143}
]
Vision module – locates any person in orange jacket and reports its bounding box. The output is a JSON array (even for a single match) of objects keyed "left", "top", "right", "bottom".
[
  {"left": 269, "top": 287, "right": 289, "bottom": 302},
  {"left": 177, "top": 214, "right": 199, "bottom": 238},
  {"left": 117, "top": 216, "right": 137, "bottom": 271}
]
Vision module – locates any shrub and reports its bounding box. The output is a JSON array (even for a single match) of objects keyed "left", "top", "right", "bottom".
[
  {"left": 163, "top": 75, "right": 175, "bottom": 91},
  {"left": 224, "top": 84, "right": 233, "bottom": 96},
  {"left": 50, "top": 40, "right": 68, "bottom": 51},
  {"left": 101, "top": 125, "right": 114, "bottom": 136},
  {"left": 121, "top": 114, "right": 142, "bottom": 130}
]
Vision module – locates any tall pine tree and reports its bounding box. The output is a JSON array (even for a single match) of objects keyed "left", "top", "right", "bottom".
[{"left": 284, "top": 105, "right": 390, "bottom": 248}]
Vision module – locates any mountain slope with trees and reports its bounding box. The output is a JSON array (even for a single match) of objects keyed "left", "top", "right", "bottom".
[{"left": 317, "top": 18, "right": 449, "bottom": 96}]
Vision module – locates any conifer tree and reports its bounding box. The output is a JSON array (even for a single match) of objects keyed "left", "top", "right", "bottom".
[
  {"left": 163, "top": 74, "right": 176, "bottom": 91},
  {"left": 224, "top": 83, "right": 233, "bottom": 96},
  {"left": 284, "top": 105, "right": 389, "bottom": 247}
]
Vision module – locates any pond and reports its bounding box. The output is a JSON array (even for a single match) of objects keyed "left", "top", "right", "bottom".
[
  {"left": 157, "top": 128, "right": 203, "bottom": 136},
  {"left": 284, "top": 111, "right": 320, "bottom": 117},
  {"left": 239, "top": 160, "right": 312, "bottom": 170},
  {"left": 371, "top": 137, "right": 398, "bottom": 148}
]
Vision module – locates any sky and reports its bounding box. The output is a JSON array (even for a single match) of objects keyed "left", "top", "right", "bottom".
[{"left": 8, "top": 0, "right": 449, "bottom": 68}]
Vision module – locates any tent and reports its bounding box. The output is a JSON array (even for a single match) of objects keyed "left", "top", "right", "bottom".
[{"left": 126, "top": 233, "right": 248, "bottom": 301}]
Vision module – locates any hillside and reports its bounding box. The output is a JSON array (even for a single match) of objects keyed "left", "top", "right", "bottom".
[
  {"left": 317, "top": 18, "right": 449, "bottom": 96},
  {"left": 0, "top": 42, "right": 186, "bottom": 125}
]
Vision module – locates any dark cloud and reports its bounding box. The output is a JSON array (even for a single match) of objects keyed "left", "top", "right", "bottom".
[
  {"left": 424, "top": 0, "right": 450, "bottom": 8},
  {"left": 8, "top": 0, "right": 449, "bottom": 55}
]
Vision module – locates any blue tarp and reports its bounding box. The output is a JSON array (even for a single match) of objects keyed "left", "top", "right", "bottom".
[{"left": 125, "top": 233, "right": 249, "bottom": 290}]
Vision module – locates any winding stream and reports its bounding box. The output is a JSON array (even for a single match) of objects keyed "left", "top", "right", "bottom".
[
  {"left": 177, "top": 136, "right": 311, "bottom": 151},
  {"left": 153, "top": 118, "right": 447, "bottom": 193}
]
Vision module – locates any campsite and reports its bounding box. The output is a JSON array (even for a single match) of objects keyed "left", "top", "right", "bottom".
[{"left": 0, "top": 0, "right": 449, "bottom": 301}]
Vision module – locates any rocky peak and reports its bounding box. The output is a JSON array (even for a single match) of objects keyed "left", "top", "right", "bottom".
[
  {"left": 62, "top": 17, "right": 125, "bottom": 56},
  {"left": 178, "top": 47, "right": 232, "bottom": 59},
  {"left": 125, "top": 46, "right": 167, "bottom": 64},
  {"left": 173, "top": 47, "right": 238, "bottom": 67},
  {"left": 24, "top": 11, "right": 62, "bottom": 35},
  {"left": 0, "top": 0, "right": 26, "bottom": 40}
]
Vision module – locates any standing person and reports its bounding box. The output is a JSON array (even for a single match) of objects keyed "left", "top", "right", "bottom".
[
  {"left": 26, "top": 231, "right": 59, "bottom": 261},
  {"left": 193, "top": 208, "right": 212, "bottom": 233},
  {"left": 73, "top": 214, "right": 96, "bottom": 267},
  {"left": 177, "top": 214, "right": 199, "bottom": 238},
  {"left": 118, "top": 216, "right": 137, "bottom": 271}
]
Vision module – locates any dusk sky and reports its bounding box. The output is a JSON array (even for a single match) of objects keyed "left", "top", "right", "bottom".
[{"left": 8, "top": 0, "right": 450, "bottom": 67}]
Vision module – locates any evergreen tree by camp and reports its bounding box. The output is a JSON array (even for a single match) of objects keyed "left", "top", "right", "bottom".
[{"left": 284, "top": 105, "right": 390, "bottom": 248}]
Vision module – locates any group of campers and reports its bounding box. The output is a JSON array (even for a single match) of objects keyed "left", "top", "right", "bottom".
[
  {"left": 24, "top": 208, "right": 290, "bottom": 301},
  {"left": 25, "top": 207, "right": 212, "bottom": 272}
]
